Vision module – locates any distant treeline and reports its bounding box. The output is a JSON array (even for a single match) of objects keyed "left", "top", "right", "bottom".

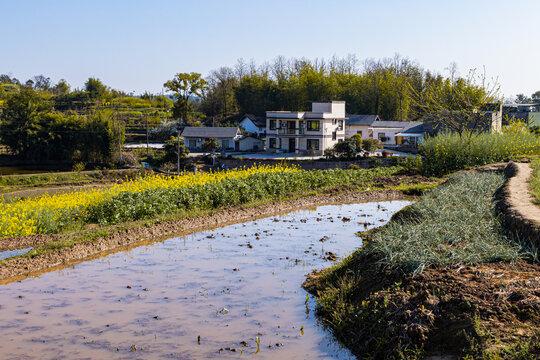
[{"left": 200, "top": 55, "right": 427, "bottom": 121}]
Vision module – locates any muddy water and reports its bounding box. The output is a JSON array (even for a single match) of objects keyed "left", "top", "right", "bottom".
[{"left": 0, "top": 200, "right": 410, "bottom": 359}]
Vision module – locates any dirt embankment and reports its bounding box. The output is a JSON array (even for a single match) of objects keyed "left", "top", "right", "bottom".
[
  {"left": 0, "top": 186, "right": 412, "bottom": 283},
  {"left": 303, "top": 163, "right": 540, "bottom": 358},
  {"left": 304, "top": 255, "right": 539, "bottom": 358}
]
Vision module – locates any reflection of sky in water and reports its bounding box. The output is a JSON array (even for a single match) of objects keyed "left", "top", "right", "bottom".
[
  {"left": 0, "top": 247, "right": 33, "bottom": 261},
  {"left": 0, "top": 200, "right": 410, "bottom": 359}
]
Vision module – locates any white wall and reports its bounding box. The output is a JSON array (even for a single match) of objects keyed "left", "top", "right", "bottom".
[
  {"left": 345, "top": 125, "right": 370, "bottom": 138},
  {"left": 239, "top": 118, "right": 259, "bottom": 134},
  {"left": 238, "top": 137, "right": 264, "bottom": 151}
]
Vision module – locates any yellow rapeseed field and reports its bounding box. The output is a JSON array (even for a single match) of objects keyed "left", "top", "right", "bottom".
[{"left": 0, "top": 164, "right": 298, "bottom": 238}]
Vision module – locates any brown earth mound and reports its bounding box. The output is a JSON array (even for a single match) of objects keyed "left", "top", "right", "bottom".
[{"left": 304, "top": 254, "right": 540, "bottom": 358}]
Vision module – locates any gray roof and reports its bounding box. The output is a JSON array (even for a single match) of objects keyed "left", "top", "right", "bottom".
[
  {"left": 401, "top": 123, "right": 424, "bottom": 133},
  {"left": 370, "top": 120, "right": 421, "bottom": 129},
  {"left": 346, "top": 114, "right": 380, "bottom": 126},
  {"left": 181, "top": 126, "right": 239, "bottom": 138}
]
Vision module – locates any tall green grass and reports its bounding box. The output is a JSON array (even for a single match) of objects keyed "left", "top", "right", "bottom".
[
  {"left": 368, "top": 172, "right": 524, "bottom": 274},
  {"left": 86, "top": 166, "right": 401, "bottom": 225},
  {"left": 421, "top": 130, "right": 540, "bottom": 176},
  {"left": 530, "top": 157, "right": 540, "bottom": 205}
]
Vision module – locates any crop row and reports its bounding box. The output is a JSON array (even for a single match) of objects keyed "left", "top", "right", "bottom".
[{"left": 0, "top": 165, "right": 401, "bottom": 238}]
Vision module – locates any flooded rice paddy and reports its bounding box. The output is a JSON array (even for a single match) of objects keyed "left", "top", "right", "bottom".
[{"left": 0, "top": 200, "right": 410, "bottom": 359}]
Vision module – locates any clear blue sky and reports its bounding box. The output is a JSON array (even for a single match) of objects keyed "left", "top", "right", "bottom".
[{"left": 1, "top": 0, "right": 539, "bottom": 99}]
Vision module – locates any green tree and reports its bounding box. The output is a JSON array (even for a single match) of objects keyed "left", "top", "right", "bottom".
[
  {"left": 0, "top": 88, "right": 53, "bottom": 159},
  {"left": 163, "top": 136, "right": 189, "bottom": 163},
  {"left": 410, "top": 66, "right": 501, "bottom": 139},
  {"left": 202, "top": 138, "right": 220, "bottom": 153},
  {"left": 51, "top": 79, "right": 70, "bottom": 95},
  {"left": 362, "top": 139, "right": 383, "bottom": 154},
  {"left": 164, "top": 72, "right": 207, "bottom": 121},
  {"left": 78, "top": 110, "right": 125, "bottom": 164},
  {"left": 327, "top": 134, "right": 363, "bottom": 159},
  {"left": 84, "top": 77, "right": 110, "bottom": 100}
]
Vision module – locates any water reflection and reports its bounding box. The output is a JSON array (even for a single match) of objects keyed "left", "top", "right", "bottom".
[{"left": 0, "top": 200, "right": 410, "bottom": 359}]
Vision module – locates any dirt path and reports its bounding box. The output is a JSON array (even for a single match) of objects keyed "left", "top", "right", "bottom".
[
  {"left": 0, "top": 188, "right": 409, "bottom": 284},
  {"left": 496, "top": 161, "right": 540, "bottom": 247}
]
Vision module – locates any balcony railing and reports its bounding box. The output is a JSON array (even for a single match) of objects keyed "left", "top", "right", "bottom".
[{"left": 278, "top": 128, "right": 305, "bottom": 135}]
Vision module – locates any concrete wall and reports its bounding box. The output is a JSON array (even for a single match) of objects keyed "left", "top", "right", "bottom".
[
  {"left": 238, "top": 137, "right": 264, "bottom": 152},
  {"left": 312, "top": 101, "right": 346, "bottom": 117}
]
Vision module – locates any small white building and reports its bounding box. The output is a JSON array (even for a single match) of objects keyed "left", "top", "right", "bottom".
[
  {"left": 266, "top": 101, "right": 346, "bottom": 156},
  {"left": 181, "top": 127, "right": 241, "bottom": 151},
  {"left": 239, "top": 114, "right": 266, "bottom": 137},
  {"left": 345, "top": 115, "right": 381, "bottom": 138},
  {"left": 345, "top": 115, "right": 423, "bottom": 145},
  {"left": 235, "top": 135, "right": 264, "bottom": 152}
]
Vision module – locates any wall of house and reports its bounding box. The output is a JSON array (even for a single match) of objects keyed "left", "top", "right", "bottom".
[
  {"left": 239, "top": 119, "right": 259, "bottom": 135},
  {"left": 311, "top": 102, "right": 346, "bottom": 117},
  {"left": 345, "top": 125, "right": 370, "bottom": 138},
  {"left": 238, "top": 138, "right": 264, "bottom": 151},
  {"left": 371, "top": 128, "right": 402, "bottom": 145},
  {"left": 184, "top": 137, "right": 235, "bottom": 150}
]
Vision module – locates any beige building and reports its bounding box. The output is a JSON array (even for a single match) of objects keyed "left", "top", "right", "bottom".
[{"left": 266, "top": 101, "right": 346, "bottom": 155}]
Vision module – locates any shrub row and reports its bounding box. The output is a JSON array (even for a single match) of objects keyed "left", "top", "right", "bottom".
[
  {"left": 420, "top": 129, "right": 540, "bottom": 176},
  {"left": 86, "top": 166, "right": 401, "bottom": 225}
]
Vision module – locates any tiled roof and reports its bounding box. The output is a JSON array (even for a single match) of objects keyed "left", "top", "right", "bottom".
[
  {"left": 346, "top": 114, "right": 380, "bottom": 125},
  {"left": 181, "top": 126, "right": 239, "bottom": 138}
]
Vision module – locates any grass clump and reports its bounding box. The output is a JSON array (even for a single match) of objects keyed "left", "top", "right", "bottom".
[
  {"left": 421, "top": 127, "right": 540, "bottom": 176},
  {"left": 369, "top": 172, "right": 523, "bottom": 274},
  {"left": 529, "top": 156, "right": 540, "bottom": 205}
]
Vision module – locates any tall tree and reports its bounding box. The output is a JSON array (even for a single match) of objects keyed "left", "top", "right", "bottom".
[
  {"left": 84, "top": 77, "right": 110, "bottom": 100},
  {"left": 163, "top": 72, "right": 207, "bottom": 121}
]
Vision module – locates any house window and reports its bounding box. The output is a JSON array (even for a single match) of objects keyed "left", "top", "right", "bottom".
[
  {"left": 189, "top": 139, "right": 196, "bottom": 148},
  {"left": 332, "top": 119, "right": 337, "bottom": 125},
  {"left": 378, "top": 133, "right": 386, "bottom": 142},
  {"left": 332, "top": 131, "right": 337, "bottom": 140},
  {"left": 338, "top": 139, "right": 343, "bottom": 143},
  {"left": 338, "top": 120, "right": 343, "bottom": 131},
  {"left": 307, "top": 121, "right": 320, "bottom": 131},
  {"left": 307, "top": 139, "right": 319, "bottom": 151},
  {"left": 269, "top": 120, "right": 276, "bottom": 130},
  {"left": 221, "top": 139, "right": 230, "bottom": 149},
  {"left": 269, "top": 138, "right": 276, "bottom": 148}
]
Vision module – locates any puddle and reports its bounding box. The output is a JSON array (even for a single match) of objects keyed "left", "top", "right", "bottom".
[
  {"left": 0, "top": 200, "right": 410, "bottom": 359},
  {"left": 0, "top": 247, "right": 33, "bottom": 261}
]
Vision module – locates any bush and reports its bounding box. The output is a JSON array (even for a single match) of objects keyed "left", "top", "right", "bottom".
[
  {"left": 362, "top": 139, "right": 383, "bottom": 153},
  {"left": 420, "top": 128, "right": 540, "bottom": 176}
]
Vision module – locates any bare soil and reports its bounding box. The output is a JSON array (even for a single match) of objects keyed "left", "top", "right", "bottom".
[{"left": 304, "top": 254, "right": 540, "bottom": 358}]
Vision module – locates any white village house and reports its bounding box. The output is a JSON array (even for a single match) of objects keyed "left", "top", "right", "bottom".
[
  {"left": 239, "top": 114, "right": 266, "bottom": 137},
  {"left": 181, "top": 127, "right": 240, "bottom": 151},
  {"left": 266, "top": 101, "right": 346, "bottom": 156},
  {"left": 346, "top": 115, "right": 423, "bottom": 146}
]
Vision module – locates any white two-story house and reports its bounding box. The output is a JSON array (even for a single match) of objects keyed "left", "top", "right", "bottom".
[{"left": 266, "top": 101, "right": 346, "bottom": 155}]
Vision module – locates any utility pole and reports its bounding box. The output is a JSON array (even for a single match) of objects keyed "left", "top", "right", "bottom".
[
  {"left": 177, "top": 126, "right": 180, "bottom": 175},
  {"left": 116, "top": 110, "right": 122, "bottom": 164},
  {"left": 146, "top": 114, "right": 149, "bottom": 158}
]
